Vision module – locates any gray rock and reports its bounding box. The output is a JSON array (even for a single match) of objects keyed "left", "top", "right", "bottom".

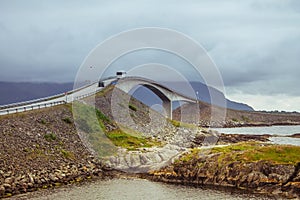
[
  {"left": 28, "top": 173, "right": 34, "bottom": 183},
  {"left": 3, "top": 183, "right": 11, "bottom": 189},
  {"left": 0, "top": 185, "right": 5, "bottom": 195},
  {"left": 4, "top": 177, "right": 13, "bottom": 184}
]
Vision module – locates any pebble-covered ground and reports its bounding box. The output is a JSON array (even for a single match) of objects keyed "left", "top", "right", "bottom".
[{"left": 0, "top": 105, "right": 109, "bottom": 198}]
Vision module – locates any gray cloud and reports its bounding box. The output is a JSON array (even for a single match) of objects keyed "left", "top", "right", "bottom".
[{"left": 0, "top": 0, "right": 299, "bottom": 110}]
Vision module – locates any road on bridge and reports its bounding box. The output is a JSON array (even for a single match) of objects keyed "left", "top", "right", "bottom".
[{"left": 0, "top": 77, "right": 117, "bottom": 116}]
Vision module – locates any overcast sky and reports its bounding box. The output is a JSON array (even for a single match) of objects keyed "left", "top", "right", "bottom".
[{"left": 0, "top": 0, "right": 300, "bottom": 111}]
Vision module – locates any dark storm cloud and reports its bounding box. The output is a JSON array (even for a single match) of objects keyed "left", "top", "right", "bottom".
[
  {"left": 0, "top": 0, "right": 299, "bottom": 100},
  {"left": 210, "top": 29, "right": 300, "bottom": 96}
]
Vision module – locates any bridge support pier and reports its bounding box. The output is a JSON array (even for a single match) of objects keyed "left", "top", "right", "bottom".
[{"left": 162, "top": 100, "right": 173, "bottom": 120}]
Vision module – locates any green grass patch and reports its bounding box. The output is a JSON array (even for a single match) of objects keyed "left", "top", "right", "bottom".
[
  {"left": 231, "top": 118, "right": 239, "bottom": 122},
  {"left": 117, "top": 124, "right": 144, "bottom": 138},
  {"left": 72, "top": 102, "right": 102, "bottom": 133},
  {"left": 87, "top": 131, "right": 117, "bottom": 157},
  {"left": 129, "top": 104, "right": 137, "bottom": 111},
  {"left": 95, "top": 109, "right": 111, "bottom": 123},
  {"left": 176, "top": 148, "right": 202, "bottom": 163},
  {"left": 240, "top": 145, "right": 300, "bottom": 165},
  {"left": 213, "top": 142, "right": 300, "bottom": 165},
  {"left": 61, "top": 149, "right": 75, "bottom": 159},
  {"left": 62, "top": 117, "right": 72, "bottom": 124},
  {"left": 72, "top": 102, "right": 117, "bottom": 157},
  {"left": 211, "top": 142, "right": 259, "bottom": 154},
  {"left": 176, "top": 143, "right": 300, "bottom": 166},
  {"left": 241, "top": 115, "right": 250, "bottom": 122},
  {"left": 40, "top": 119, "right": 47, "bottom": 125},
  {"left": 73, "top": 102, "right": 110, "bottom": 132},
  {"left": 170, "top": 119, "right": 180, "bottom": 127},
  {"left": 168, "top": 119, "right": 197, "bottom": 129},
  {"left": 106, "top": 129, "right": 161, "bottom": 150},
  {"left": 72, "top": 101, "right": 161, "bottom": 155},
  {"left": 95, "top": 109, "right": 111, "bottom": 131},
  {"left": 44, "top": 133, "right": 57, "bottom": 141}
]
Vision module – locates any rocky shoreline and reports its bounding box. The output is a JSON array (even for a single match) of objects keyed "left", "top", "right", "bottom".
[
  {"left": 290, "top": 133, "right": 300, "bottom": 138},
  {"left": 146, "top": 145, "right": 300, "bottom": 199},
  {"left": 0, "top": 158, "right": 118, "bottom": 198},
  {"left": 223, "top": 121, "right": 300, "bottom": 128}
]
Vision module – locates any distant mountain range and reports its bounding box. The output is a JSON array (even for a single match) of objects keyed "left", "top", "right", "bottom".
[
  {"left": 0, "top": 82, "right": 73, "bottom": 105},
  {"left": 131, "top": 81, "right": 254, "bottom": 111},
  {"left": 0, "top": 81, "right": 254, "bottom": 111}
]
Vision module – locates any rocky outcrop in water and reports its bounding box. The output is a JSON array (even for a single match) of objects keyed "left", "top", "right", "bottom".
[
  {"left": 192, "top": 132, "right": 270, "bottom": 146},
  {"left": 149, "top": 152, "right": 300, "bottom": 199},
  {"left": 290, "top": 134, "right": 300, "bottom": 138}
]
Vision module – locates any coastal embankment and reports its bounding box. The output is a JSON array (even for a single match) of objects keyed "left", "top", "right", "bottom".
[
  {"left": 148, "top": 143, "right": 300, "bottom": 199},
  {"left": 0, "top": 105, "right": 118, "bottom": 198}
]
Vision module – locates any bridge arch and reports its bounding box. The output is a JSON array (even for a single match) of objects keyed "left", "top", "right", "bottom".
[
  {"left": 114, "top": 77, "right": 196, "bottom": 119},
  {"left": 130, "top": 83, "right": 173, "bottom": 119}
]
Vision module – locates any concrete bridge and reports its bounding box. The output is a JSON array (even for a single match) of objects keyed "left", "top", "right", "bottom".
[
  {"left": 114, "top": 77, "right": 197, "bottom": 120},
  {"left": 0, "top": 75, "right": 197, "bottom": 120}
]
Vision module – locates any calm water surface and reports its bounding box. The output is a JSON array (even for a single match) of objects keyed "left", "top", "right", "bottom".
[
  {"left": 11, "top": 179, "right": 276, "bottom": 200},
  {"left": 213, "top": 125, "right": 300, "bottom": 146}
]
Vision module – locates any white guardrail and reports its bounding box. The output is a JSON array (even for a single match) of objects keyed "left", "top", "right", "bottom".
[
  {"left": 0, "top": 76, "right": 118, "bottom": 116},
  {"left": 0, "top": 90, "right": 101, "bottom": 115},
  {"left": 0, "top": 92, "right": 65, "bottom": 110},
  {"left": 1, "top": 100, "right": 67, "bottom": 115},
  {"left": 0, "top": 82, "right": 94, "bottom": 110}
]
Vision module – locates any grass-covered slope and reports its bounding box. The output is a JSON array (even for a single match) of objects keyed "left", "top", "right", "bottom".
[
  {"left": 72, "top": 101, "right": 161, "bottom": 156},
  {"left": 178, "top": 142, "right": 300, "bottom": 165}
]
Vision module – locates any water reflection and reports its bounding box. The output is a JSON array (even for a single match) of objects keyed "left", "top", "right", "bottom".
[{"left": 10, "top": 179, "right": 277, "bottom": 200}]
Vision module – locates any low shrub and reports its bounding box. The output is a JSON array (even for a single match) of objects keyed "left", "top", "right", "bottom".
[{"left": 44, "top": 132, "right": 57, "bottom": 141}]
